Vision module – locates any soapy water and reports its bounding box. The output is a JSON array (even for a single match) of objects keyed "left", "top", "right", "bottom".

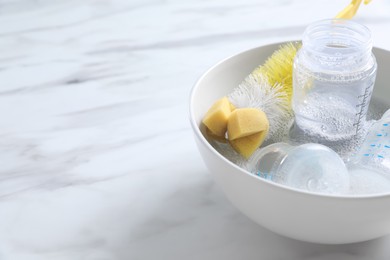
[
  {"left": 289, "top": 118, "right": 374, "bottom": 161},
  {"left": 293, "top": 92, "right": 359, "bottom": 141},
  {"left": 207, "top": 97, "right": 390, "bottom": 195},
  {"left": 289, "top": 90, "right": 380, "bottom": 160},
  {"left": 348, "top": 167, "right": 390, "bottom": 195},
  {"left": 209, "top": 140, "right": 246, "bottom": 168}
]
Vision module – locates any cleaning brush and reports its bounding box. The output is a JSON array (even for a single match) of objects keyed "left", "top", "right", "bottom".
[
  {"left": 252, "top": 42, "right": 301, "bottom": 103},
  {"left": 229, "top": 73, "right": 292, "bottom": 142},
  {"left": 204, "top": 43, "right": 299, "bottom": 159},
  {"left": 227, "top": 42, "right": 300, "bottom": 143}
]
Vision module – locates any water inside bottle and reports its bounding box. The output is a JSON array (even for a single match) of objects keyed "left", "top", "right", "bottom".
[{"left": 292, "top": 65, "right": 376, "bottom": 143}]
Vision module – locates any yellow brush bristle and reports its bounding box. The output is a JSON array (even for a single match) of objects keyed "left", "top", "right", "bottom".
[{"left": 252, "top": 42, "right": 301, "bottom": 103}]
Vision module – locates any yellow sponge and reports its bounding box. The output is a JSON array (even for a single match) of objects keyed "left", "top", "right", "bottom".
[
  {"left": 227, "top": 108, "right": 269, "bottom": 141},
  {"left": 229, "top": 130, "right": 268, "bottom": 159},
  {"left": 202, "top": 97, "right": 235, "bottom": 137}
]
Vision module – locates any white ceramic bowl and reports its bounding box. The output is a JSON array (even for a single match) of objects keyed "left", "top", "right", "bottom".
[{"left": 189, "top": 42, "right": 390, "bottom": 244}]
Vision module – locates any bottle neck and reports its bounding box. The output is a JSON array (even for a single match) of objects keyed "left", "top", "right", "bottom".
[{"left": 301, "top": 19, "right": 373, "bottom": 70}]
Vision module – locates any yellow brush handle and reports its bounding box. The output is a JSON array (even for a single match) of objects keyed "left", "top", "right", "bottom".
[{"left": 336, "top": 0, "right": 372, "bottom": 19}]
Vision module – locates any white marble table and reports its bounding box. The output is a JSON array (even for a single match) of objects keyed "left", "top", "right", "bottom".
[{"left": 0, "top": 0, "right": 390, "bottom": 259}]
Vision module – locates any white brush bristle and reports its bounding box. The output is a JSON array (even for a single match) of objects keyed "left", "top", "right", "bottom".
[{"left": 228, "top": 74, "right": 293, "bottom": 143}]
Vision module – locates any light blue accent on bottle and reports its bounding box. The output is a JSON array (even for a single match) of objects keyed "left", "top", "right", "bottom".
[{"left": 352, "top": 109, "right": 390, "bottom": 175}]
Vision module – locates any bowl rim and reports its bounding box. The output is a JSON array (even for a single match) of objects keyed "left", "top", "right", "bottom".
[{"left": 189, "top": 41, "right": 390, "bottom": 200}]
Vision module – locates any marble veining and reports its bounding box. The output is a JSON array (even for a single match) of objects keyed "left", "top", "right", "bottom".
[{"left": 0, "top": 0, "right": 390, "bottom": 259}]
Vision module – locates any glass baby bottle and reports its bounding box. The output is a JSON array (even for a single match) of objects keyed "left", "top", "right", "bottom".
[{"left": 291, "top": 19, "right": 377, "bottom": 146}]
